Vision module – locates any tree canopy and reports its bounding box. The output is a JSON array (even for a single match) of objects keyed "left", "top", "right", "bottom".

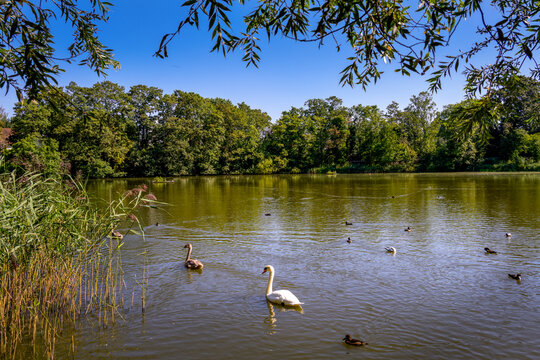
[{"left": 5, "top": 80, "right": 540, "bottom": 178}]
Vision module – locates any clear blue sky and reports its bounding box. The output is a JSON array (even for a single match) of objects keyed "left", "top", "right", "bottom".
[{"left": 1, "top": 1, "right": 489, "bottom": 121}]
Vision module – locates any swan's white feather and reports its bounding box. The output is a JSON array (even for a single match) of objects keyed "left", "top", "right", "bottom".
[{"left": 266, "top": 289, "right": 303, "bottom": 306}]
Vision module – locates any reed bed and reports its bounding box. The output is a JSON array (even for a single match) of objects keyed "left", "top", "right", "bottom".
[{"left": 0, "top": 167, "right": 154, "bottom": 359}]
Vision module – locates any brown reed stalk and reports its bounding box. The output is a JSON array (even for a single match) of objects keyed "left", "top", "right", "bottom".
[{"left": 0, "top": 165, "right": 158, "bottom": 359}]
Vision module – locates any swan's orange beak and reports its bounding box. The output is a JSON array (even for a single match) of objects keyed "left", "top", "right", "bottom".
[{"left": 261, "top": 268, "right": 267, "bottom": 274}]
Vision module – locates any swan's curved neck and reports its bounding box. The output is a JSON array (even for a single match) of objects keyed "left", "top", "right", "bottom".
[
  {"left": 266, "top": 268, "right": 274, "bottom": 295},
  {"left": 185, "top": 246, "right": 192, "bottom": 262}
]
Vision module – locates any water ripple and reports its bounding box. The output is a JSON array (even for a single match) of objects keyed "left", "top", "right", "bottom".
[{"left": 68, "top": 174, "right": 540, "bottom": 360}]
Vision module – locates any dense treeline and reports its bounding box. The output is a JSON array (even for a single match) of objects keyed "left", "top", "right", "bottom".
[
  {"left": 3, "top": 77, "right": 540, "bottom": 178},
  {"left": 5, "top": 82, "right": 271, "bottom": 177}
]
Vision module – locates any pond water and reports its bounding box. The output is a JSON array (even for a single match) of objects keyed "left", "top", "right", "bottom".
[{"left": 72, "top": 173, "right": 539, "bottom": 359}]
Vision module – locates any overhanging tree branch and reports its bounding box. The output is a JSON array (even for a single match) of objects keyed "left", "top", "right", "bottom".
[{"left": 152, "top": 0, "right": 540, "bottom": 97}]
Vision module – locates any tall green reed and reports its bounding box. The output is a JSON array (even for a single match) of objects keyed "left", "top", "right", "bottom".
[{"left": 0, "top": 162, "right": 156, "bottom": 359}]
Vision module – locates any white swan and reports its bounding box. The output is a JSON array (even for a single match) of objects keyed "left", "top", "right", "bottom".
[{"left": 262, "top": 265, "right": 303, "bottom": 306}]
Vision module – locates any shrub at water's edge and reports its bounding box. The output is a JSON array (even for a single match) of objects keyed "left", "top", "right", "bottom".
[{"left": 0, "top": 158, "right": 155, "bottom": 359}]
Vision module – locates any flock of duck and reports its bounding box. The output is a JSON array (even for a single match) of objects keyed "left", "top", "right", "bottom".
[
  {"left": 347, "top": 224, "right": 522, "bottom": 282},
  {"left": 484, "top": 235, "right": 522, "bottom": 281},
  {"left": 481, "top": 235, "right": 522, "bottom": 281},
  {"left": 180, "top": 224, "right": 522, "bottom": 348}
]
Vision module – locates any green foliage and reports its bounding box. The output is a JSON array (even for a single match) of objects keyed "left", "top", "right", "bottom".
[
  {"left": 261, "top": 97, "right": 352, "bottom": 172},
  {"left": 158, "top": 0, "right": 540, "bottom": 97},
  {"left": 2, "top": 0, "right": 540, "bottom": 128},
  {"left": 445, "top": 97, "right": 500, "bottom": 144},
  {"left": 123, "top": 91, "right": 271, "bottom": 177},
  {"left": 80, "top": 157, "right": 115, "bottom": 178},
  {"left": 430, "top": 104, "right": 484, "bottom": 171},
  {"left": 170, "top": 91, "right": 224, "bottom": 175},
  {"left": 6, "top": 135, "right": 64, "bottom": 178},
  {"left": 10, "top": 100, "right": 52, "bottom": 141},
  {"left": 0, "top": 0, "right": 119, "bottom": 100},
  {"left": 0, "top": 161, "right": 155, "bottom": 358},
  {"left": 8, "top": 81, "right": 540, "bottom": 177},
  {"left": 0, "top": 158, "right": 154, "bottom": 264},
  {"left": 212, "top": 99, "right": 268, "bottom": 174},
  {"left": 255, "top": 157, "right": 287, "bottom": 174},
  {"left": 530, "top": 134, "right": 540, "bottom": 162},
  {"left": 392, "top": 92, "right": 438, "bottom": 165},
  {"left": 491, "top": 75, "right": 540, "bottom": 134},
  {"left": 318, "top": 115, "right": 350, "bottom": 167},
  {"left": 0, "top": 172, "right": 87, "bottom": 263},
  {"left": 128, "top": 85, "right": 163, "bottom": 148},
  {"left": 126, "top": 147, "right": 161, "bottom": 177},
  {"left": 455, "top": 76, "right": 540, "bottom": 144},
  {"left": 348, "top": 106, "right": 415, "bottom": 171},
  {"left": 152, "top": 115, "right": 195, "bottom": 176},
  {"left": 11, "top": 82, "right": 135, "bottom": 178},
  {"left": 499, "top": 127, "right": 539, "bottom": 162},
  {"left": 263, "top": 113, "right": 313, "bottom": 172}
]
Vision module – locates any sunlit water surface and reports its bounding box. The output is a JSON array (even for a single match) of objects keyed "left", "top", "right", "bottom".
[{"left": 66, "top": 174, "right": 538, "bottom": 359}]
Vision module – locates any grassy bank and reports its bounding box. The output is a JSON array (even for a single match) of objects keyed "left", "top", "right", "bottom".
[{"left": 0, "top": 166, "right": 153, "bottom": 358}]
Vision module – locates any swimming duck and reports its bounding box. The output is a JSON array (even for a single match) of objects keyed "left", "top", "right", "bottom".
[
  {"left": 347, "top": 237, "right": 352, "bottom": 243},
  {"left": 111, "top": 230, "right": 124, "bottom": 239},
  {"left": 343, "top": 334, "right": 368, "bottom": 346},
  {"left": 404, "top": 226, "right": 412, "bottom": 232},
  {"left": 262, "top": 265, "right": 303, "bottom": 306},
  {"left": 385, "top": 246, "right": 397, "bottom": 254},
  {"left": 184, "top": 243, "right": 204, "bottom": 270},
  {"left": 484, "top": 247, "right": 497, "bottom": 254},
  {"left": 265, "top": 213, "right": 271, "bottom": 216},
  {"left": 505, "top": 233, "right": 512, "bottom": 238},
  {"left": 508, "top": 273, "right": 521, "bottom": 281},
  {"left": 345, "top": 221, "right": 353, "bottom": 226}
]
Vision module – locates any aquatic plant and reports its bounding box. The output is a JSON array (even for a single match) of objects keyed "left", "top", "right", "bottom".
[{"left": 0, "top": 160, "right": 154, "bottom": 358}]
